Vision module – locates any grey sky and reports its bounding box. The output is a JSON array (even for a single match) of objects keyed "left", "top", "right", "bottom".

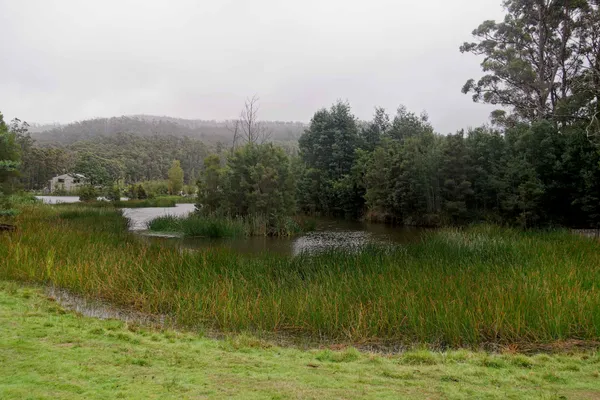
[{"left": 0, "top": 0, "right": 504, "bottom": 133}]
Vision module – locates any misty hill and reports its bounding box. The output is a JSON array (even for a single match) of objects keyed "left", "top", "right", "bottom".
[{"left": 31, "top": 115, "right": 306, "bottom": 146}]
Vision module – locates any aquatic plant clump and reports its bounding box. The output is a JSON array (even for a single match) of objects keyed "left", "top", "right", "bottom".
[{"left": 147, "top": 213, "right": 306, "bottom": 238}]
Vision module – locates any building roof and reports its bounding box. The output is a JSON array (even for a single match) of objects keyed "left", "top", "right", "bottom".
[{"left": 51, "top": 173, "right": 86, "bottom": 180}]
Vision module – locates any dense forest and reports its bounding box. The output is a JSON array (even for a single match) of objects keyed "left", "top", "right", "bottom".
[
  {"left": 13, "top": 113, "right": 303, "bottom": 190},
  {"left": 3, "top": 0, "right": 600, "bottom": 228},
  {"left": 15, "top": 131, "right": 209, "bottom": 189}
]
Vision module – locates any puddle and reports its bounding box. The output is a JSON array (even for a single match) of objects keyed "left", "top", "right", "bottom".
[{"left": 46, "top": 286, "right": 172, "bottom": 328}]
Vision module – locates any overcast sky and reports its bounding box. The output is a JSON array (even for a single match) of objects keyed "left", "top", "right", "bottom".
[{"left": 0, "top": 0, "right": 504, "bottom": 133}]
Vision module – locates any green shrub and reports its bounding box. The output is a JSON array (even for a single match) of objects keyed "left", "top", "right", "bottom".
[
  {"left": 106, "top": 185, "right": 121, "bottom": 202},
  {"left": 141, "top": 180, "right": 169, "bottom": 197},
  {"left": 136, "top": 184, "right": 147, "bottom": 200},
  {"left": 78, "top": 185, "right": 98, "bottom": 202},
  {"left": 51, "top": 183, "right": 68, "bottom": 196},
  {"left": 147, "top": 215, "right": 182, "bottom": 232}
]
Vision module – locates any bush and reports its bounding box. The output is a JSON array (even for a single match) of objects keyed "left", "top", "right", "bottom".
[
  {"left": 136, "top": 184, "right": 147, "bottom": 200},
  {"left": 78, "top": 185, "right": 98, "bottom": 202},
  {"left": 146, "top": 215, "right": 182, "bottom": 232},
  {"left": 140, "top": 180, "right": 169, "bottom": 197},
  {"left": 8, "top": 193, "right": 40, "bottom": 206},
  {"left": 126, "top": 184, "right": 137, "bottom": 200},
  {"left": 106, "top": 185, "right": 121, "bottom": 202},
  {"left": 52, "top": 183, "right": 68, "bottom": 196}
]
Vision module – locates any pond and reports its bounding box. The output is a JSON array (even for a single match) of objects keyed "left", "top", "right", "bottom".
[
  {"left": 125, "top": 205, "right": 425, "bottom": 255},
  {"left": 154, "top": 223, "right": 427, "bottom": 256},
  {"left": 37, "top": 196, "right": 427, "bottom": 255}
]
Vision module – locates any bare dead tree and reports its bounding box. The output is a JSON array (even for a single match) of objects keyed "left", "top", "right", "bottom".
[{"left": 239, "top": 95, "right": 272, "bottom": 145}]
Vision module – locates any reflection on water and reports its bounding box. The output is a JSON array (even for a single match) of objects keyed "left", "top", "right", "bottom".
[{"left": 293, "top": 231, "right": 371, "bottom": 255}]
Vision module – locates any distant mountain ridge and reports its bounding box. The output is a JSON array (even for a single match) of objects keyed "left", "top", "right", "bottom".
[{"left": 31, "top": 115, "right": 307, "bottom": 146}]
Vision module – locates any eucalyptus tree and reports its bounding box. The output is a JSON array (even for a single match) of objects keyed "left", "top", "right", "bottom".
[{"left": 461, "top": 0, "right": 600, "bottom": 130}]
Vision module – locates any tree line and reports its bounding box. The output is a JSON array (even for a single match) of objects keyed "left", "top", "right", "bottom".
[
  {"left": 296, "top": 102, "right": 600, "bottom": 228},
  {"left": 195, "top": 0, "right": 600, "bottom": 229},
  {"left": 15, "top": 131, "right": 209, "bottom": 191},
  {"left": 3, "top": 0, "right": 599, "bottom": 228}
]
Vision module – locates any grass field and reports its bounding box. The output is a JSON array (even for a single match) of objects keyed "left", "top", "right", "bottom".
[
  {"left": 1, "top": 281, "right": 599, "bottom": 399},
  {"left": 2, "top": 204, "right": 600, "bottom": 348}
]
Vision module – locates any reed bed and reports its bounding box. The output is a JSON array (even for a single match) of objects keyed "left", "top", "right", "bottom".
[
  {"left": 2, "top": 204, "right": 600, "bottom": 347},
  {"left": 147, "top": 213, "right": 305, "bottom": 238}
]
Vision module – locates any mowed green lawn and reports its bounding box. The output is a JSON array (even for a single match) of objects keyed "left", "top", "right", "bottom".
[{"left": 1, "top": 282, "right": 599, "bottom": 399}]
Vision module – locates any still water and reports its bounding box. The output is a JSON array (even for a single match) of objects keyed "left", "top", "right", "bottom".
[
  {"left": 37, "top": 196, "right": 426, "bottom": 255},
  {"left": 122, "top": 203, "right": 196, "bottom": 230},
  {"left": 124, "top": 205, "right": 424, "bottom": 255},
  {"left": 36, "top": 195, "right": 81, "bottom": 204}
]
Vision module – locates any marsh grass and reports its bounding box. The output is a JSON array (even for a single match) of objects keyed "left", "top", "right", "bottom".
[
  {"left": 8, "top": 193, "right": 40, "bottom": 205},
  {"left": 2, "top": 204, "right": 600, "bottom": 347},
  {"left": 147, "top": 213, "right": 304, "bottom": 238}
]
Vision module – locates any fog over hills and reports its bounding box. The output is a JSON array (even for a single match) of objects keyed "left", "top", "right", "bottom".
[{"left": 30, "top": 115, "right": 306, "bottom": 146}]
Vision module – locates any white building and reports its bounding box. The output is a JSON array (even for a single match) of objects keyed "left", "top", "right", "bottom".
[{"left": 49, "top": 173, "right": 86, "bottom": 193}]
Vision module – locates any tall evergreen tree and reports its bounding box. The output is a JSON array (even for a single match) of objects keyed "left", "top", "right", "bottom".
[
  {"left": 0, "top": 112, "right": 20, "bottom": 216},
  {"left": 439, "top": 132, "right": 474, "bottom": 224},
  {"left": 298, "top": 101, "right": 360, "bottom": 216}
]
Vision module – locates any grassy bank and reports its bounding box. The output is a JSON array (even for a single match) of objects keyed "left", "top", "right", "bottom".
[
  {"left": 148, "top": 213, "right": 309, "bottom": 237},
  {"left": 56, "top": 198, "right": 179, "bottom": 208},
  {"left": 156, "top": 195, "right": 196, "bottom": 204},
  {"left": 2, "top": 282, "right": 599, "bottom": 399},
  {"left": 113, "top": 198, "right": 178, "bottom": 208},
  {"left": 2, "top": 204, "right": 600, "bottom": 347}
]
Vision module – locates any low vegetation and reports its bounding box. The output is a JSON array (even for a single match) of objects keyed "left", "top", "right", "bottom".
[
  {"left": 5, "top": 282, "right": 600, "bottom": 399},
  {"left": 53, "top": 198, "right": 180, "bottom": 208},
  {"left": 147, "top": 214, "right": 308, "bottom": 238},
  {"left": 112, "top": 198, "right": 178, "bottom": 208},
  {"left": 3, "top": 204, "right": 600, "bottom": 348}
]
